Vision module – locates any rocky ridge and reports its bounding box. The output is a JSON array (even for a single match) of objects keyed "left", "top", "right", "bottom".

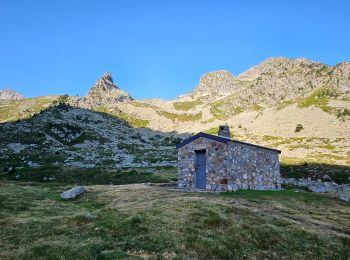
[
  {"left": 183, "top": 57, "right": 350, "bottom": 113},
  {"left": 69, "top": 72, "right": 133, "bottom": 110},
  {"left": 0, "top": 89, "right": 25, "bottom": 100}
]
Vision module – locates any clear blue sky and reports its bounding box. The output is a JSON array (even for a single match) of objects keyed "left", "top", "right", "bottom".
[{"left": 1, "top": 0, "right": 349, "bottom": 99}]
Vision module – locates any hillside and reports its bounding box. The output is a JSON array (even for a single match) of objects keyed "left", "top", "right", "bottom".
[
  {"left": 1, "top": 57, "right": 349, "bottom": 169},
  {"left": 0, "top": 104, "right": 181, "bottom": 170}
]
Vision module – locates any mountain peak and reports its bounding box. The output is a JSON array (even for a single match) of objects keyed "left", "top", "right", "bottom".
[
  {"left": 186, "top": 70, "right": 241, "bottom": 100},
  {"left": 0, "top": 89, "right": 25, "bottom": 100},
  {"left": 85, "top": 72, "right": 133, "bottom": 106},
  {"left": 102, "top": 71, "right": 113, "bottom": 83}
]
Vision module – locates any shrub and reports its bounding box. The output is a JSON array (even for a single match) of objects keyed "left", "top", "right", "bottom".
[
  {"left": 295, "top": 124, "right": 304, "bottom": 133},
  {"left": 57, "top": 94, "right": 69, "bottom": 105}
]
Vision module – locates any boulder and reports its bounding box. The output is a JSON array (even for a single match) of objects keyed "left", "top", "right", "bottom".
[
  {"left": 227, "top": 184, "right": 239, "bottom": 192},
  {"left": 308, "top": 185, "right": 329, "bottom": 193},
  {"left": 337, "top": 194, "right": 349, "bottom": 202},
  {"left": 322, "top": 175, "right": 331, "bottom": 180},
  {"left": 60, "top": 186, "right": 86, "bottom": 200}
]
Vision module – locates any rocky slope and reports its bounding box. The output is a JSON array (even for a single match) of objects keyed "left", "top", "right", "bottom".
[
  {"left": 0, "top": 104, "right": 181, "bottom": 169},
  {"left": 184, "top": 70, "right": 242, "bottom": 100},
  {"left": 180, "top": 57, "right": 350, "bottom": 119},
  {"left": 0, "top": 89, "right": 25, "bottom": 100},
  {"left": 1, "top": 57, "right": 349, "bottom": 169}
]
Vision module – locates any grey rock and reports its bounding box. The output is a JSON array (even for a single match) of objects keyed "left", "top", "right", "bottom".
[
  {"left": 337, "top": 194, "right": 349, "bottom": 202},
  {"left": 308, "top": 185, "right": 329, "bottom": 193},
  {"left": 60, "top": 186, "right": 86, "bottom": 200},
  {"left": 85, "top": 212, "right": 97, "bottom": 220}
]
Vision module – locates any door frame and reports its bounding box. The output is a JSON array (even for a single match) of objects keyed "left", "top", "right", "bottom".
[{"left": 194, "top": 149, "right": 206, "bottom": 189}]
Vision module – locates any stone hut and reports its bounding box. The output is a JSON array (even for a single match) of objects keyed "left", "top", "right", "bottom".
[{"left": 176, "top": 126, "right": 281, "bottom": 191}]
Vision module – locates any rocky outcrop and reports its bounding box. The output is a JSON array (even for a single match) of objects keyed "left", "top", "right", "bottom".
[
  {"left": 86, "top": 72, "right": 133, "bottom": 106},
  {"left": 68, "top": 72, "right": 133, "bottom": 110},
  {"left": 282, "top": 178, "right": 350, "bottom": 202},
  {"left": 181, "top": 57, "right": 350, "bottom": 113},
  {"left": 237, "top": 57, "right": 349, "bottom": 101},
  {"left": 186, "top": 70, "right": 242, "bottom": 100},
  {"left": 0, "top": 89, "right": 25, "bottom": 100}
]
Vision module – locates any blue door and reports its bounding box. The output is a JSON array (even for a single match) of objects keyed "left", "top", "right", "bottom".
[{"left": 195, "top": 150, "right": 206, "bottom": 189}]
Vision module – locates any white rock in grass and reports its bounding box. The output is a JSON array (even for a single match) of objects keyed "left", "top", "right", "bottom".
[
  {"left": 337, "top": 194, "right": 349, "bottom": 202},
  {"left": 308, "top": 185, "right": 329, "bottom": 193},
  {"left": 60, "top": 186, "right": 86, "bottom": 200}
]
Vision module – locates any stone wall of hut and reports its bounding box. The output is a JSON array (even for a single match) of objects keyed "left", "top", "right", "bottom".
[
  {"left": 227, "top": 142, "right": 280, "bottom": 190},
  {"left": 177, "top": 137, "right": 280, "bottom": 191}
]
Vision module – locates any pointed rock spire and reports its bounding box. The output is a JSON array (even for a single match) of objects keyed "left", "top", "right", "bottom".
[
  {"left": 102, "top": 71, "right": 113, "bottom": 83},
  {"left": 86, "top": 72, "right": 133, "bottom": 106}
]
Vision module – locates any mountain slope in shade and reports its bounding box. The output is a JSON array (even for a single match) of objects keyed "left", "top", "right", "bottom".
[{"left": 0, "top": 89, "right": 25, "bottom": 100}]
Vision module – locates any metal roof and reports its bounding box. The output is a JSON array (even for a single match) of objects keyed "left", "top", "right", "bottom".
[{"left": 176, "top": 132, "right": 281, "bottom": 153}]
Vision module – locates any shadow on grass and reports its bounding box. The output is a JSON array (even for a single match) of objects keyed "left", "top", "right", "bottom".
[
  {"left": 281, "top": 163, "right": 350, "bottom": 184},
  {"left": 0, "top": 166, "right": 178, "bottom": 185}
]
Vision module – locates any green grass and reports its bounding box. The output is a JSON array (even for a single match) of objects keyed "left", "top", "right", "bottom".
[
  {"left": 288, "top": 144, "right": 312, "bottom": 150},
  {"left": 203, "top": 126, "right": 219, "bottom": 135},
  {"left": 173, "top": 99, "right": 203, "bottom": 111},
  {"left": 0, "top": 181, "right": 349, "bottom": 259},
  {"left": 262, "top": 135, "right": 282, "bottom": 142},
  {"left": 157, "top": 110, "right": 202, "bottom": 122},
  {"left": 209, "top": 99, "right": 244, "bottom": 120},
  {"left": 276, "top": 99, "right": 295, "bottom": 110},
  {"left": 298, "top": 87, "right": 339, "bottom": 113},
  {"left": 118, "top": 112, "right": 149, "bottom": 128},
  {"left": 129, "top": 101, "right": 158, "bottom": 109},
  {"left": 209, "top": 99, "right": 227, "bottom": 119},
  {"left": 250, "top": 103, "right": 263, "bottom": 112},
  {"left": 0, "top": 166, "right": 178, "bottom": 185},
  {"left": 0, "top": 96, "right": 58, "bottom": 122}
]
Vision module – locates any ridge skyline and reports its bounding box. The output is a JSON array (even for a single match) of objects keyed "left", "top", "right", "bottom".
[{"left": 2, "top": 56, "right": 349, "bottom": 101}]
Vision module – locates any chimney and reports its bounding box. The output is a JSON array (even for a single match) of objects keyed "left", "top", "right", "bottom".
[{"left": 218, "top": 125, "right": 231, "bottom": 138}]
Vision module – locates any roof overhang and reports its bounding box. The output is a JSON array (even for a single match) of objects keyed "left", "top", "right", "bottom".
[{"left": 176, "top": 132, "right": 281, "bottom": 154}]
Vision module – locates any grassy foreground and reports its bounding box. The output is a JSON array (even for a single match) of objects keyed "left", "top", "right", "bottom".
[{"left": 0, "top": 181, "right": 349, "bottom": 259}]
